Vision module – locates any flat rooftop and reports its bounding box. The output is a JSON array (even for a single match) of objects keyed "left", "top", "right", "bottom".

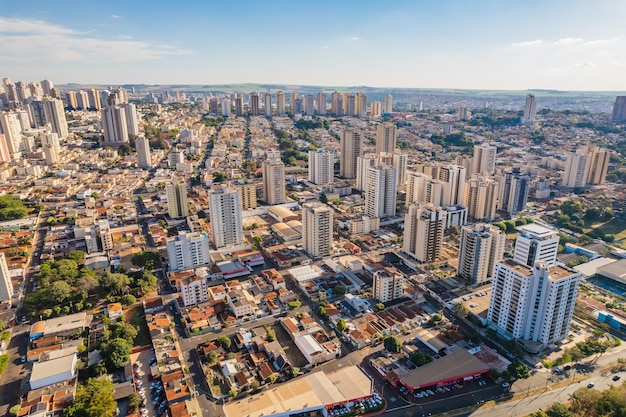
[
  {"left": 517, "top": 223, "right": 557, "bottom": 238},
  {"left": 500, "top": 258, "right": 533, "bottom": 276},
  {"left": 223, "top": 366, "right": 371, "bottom": 417},
  {"left": 400, "top": 349, "right": 489, "bottom": 389}
]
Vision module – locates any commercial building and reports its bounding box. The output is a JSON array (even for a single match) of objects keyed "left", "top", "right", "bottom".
[
  {"left": 262, "top": 152, "right": 286, "bottom": 205},
  {"left": 302, "top": 202, "right": 333, "bottom": 259},
  {"left": 30, "top": 353, "right": 77, "bottom": 390},
  {"left": 224, "top": 366, "right": 373, "bottom": 417},
  {"left": 209, "top": 184, "right": 244, "bottom": 249},
  {"left": 373, "top": 268, "right": 403, "bottom": 303},
  {"left": 402, "top": 204, "right": 446, "bottom": 263},
  {"left": 458, "top": 224, "right": 505, "bottom": 284},
  {"left": 308, "top": 148, "right": 334, "bottom": 186},
  {"left": 166, "top": 178, "right": 189, "bottom": 219},
  {"left": 596, "top": 259, "right": 626, "bottom": 285},
  {"left": 166, "top": 232, "right": 211, "bottom": 272}
]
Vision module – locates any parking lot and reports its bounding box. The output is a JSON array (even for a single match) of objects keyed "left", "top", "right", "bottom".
[{"left": 131, "top": 348, "right": 160, "bottom": 417}]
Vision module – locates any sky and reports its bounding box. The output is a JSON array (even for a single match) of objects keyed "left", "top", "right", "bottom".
[{"left": 1, "top": 0, "right": 626, "bottom": 91}]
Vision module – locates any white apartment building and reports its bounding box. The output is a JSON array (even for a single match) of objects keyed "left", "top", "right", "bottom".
[
  {"left": 166, "top": 232, "right": 211, "bottom": 272},
  {"left": 513, "top": 224, "right": 559, "bottom": 268},
  {"left": 465, "top": 176, "right": 499, "bottom": 221},
  {"left": 373, "top": 268, "right": 404, "bottom": 303},
  {"left": 308, "top": 149, "right": 334, "bottom": 186},
  {"left": 302, "top": 202, "right": 333, "bottom": 259},
  {"left": 0, "top": 253, "right": 13, "bottom": 301},
  {"left": 136, "top": 135, "right": 152, "bottom": 169},
  {"left": 472, "top": 143, "right": 497, "bottom": 175},
  {"left": 364, "top": 164, "right": 397, "bottom": 219},
  {"left": 209, "top": 185, "right": 244, "bottom": 249},
  {"left": 458, "top": 224, "right": 505, "bottom": 284},
  {"left": 181, "top": 275, "right": 208, "bottom": 307},
  {"left": 262, "top": 152, "right": 286, "bottom": 205},
  {"left": 402, "top": 204, "right": 446, "bottom": 263}
]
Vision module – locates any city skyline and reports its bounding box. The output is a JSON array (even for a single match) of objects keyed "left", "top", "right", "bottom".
[{"left": 1, "top": 0, "right": 626, "bottom": 91}]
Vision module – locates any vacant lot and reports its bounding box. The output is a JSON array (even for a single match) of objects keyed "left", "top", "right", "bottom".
[
  {"left": 270, "top": 323, "right": 308, "bottom": 368},
  {"left": 124, "top": 304, "right": 151, "bottom": 347}
]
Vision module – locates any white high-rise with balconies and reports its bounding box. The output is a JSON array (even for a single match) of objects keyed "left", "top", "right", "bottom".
[
  {"left": 458, "top": 224, "right": 505, "bottom": 284},
  {"left": 0, "top": 253, "right": 13, "bottom": 302},
  {"left": 402, "top": 204, "right": 446, "bottom": 263},
  {"left": 364, "top": 164, "right": 397, "bottom": 219},
  {"left": 513, "top": 224, "right": 559, "bottom": 268},
  {"left": 383, "top": 94, "right": 393, "bottom": 113},
  {"left": 373, "top": 268, "right": 404, "bottom": 303},
  {"left": 166, "top": 232, "right": 211, "bottom": 272},
  {"left": 308, "top": 149, "right": 334, "bottom": 186},
  {"left": 209, "top": 184, "right": 244, "bottom": 249},
  {"left": 136, "top": 135, "right": 152, "bottom": 169},
  {"left": 302, "top": 202, "right": 333, "bottom": 259},
  {"left": 521, "top": 94, "right": 537, "bottom": 125}
]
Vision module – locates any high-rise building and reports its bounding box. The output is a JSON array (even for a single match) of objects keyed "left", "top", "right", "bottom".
[
  {"left": 344, "top": 94, "right": 356, "bottom": 116},
  {"left": 276, "top": 91, "right": 285, "bottom": 116},
  {"left": 392, "top": 152, "right": 409, "bottom": 187},
  {"left": 290, "top": 92, "right": 300, "bottom": 114},
  {"left": 521, "top": 94, "right": 537, "bottom": 125},
  {"left": 41, "top": 79, "right": 54, "bottom": 96},
  {"left": 458, "top": 224, "right": 505, "bottom": 284},
  {"left": 340, "top": 128, "right": 362, "bottom": 179},
  {"left": 41, "top": 131, "right": 61, "bottom": 166},
  {"left": 316, "top": 92, "right": 326, "bottom": 115},
  {"left": 166, "top": 178, "right": 189, "bottom": 219},
  {"left": 121, "top": 103, "right": 139, "bottom": 137},
  {"left": 465, "top": 176, "right": 499, "bottom": 221},
  {"left": 305, "top": 94, "right": 315, "bottom": 116},
  {"left": 249, "top": 92, "right": 260, "bottom": 116},
  {"left": 28, "top": 100, "right": 47, "bottom": 128},
  {"left": 373, "top": 268, "right": 403, "bottom": 303},
  {"left": 308, "top": 149, "right": 334, "bottom": 186},
  {"left": 0, "top": 252, "right": 13, "bottom": 301},
  {"left": 0, "top": 112, "right": 22, "bottom": 154},
  {"left": 364, "top": 164, "right": 397, "bottom": 219},
  {"left": 166, "top": 232, "right": 211, "bottom": 272},
  {"left": 208, "top": 184, "right": 244, "bottom": 248},
  {"left": 611, "top": 96, "right": 626, "bottom": 122},
  {"left": 472, "top": 143, "right": 497, "bottom": 175},
  {"left": 15, "top": 81, "right": 31, "bottom": 104},
  {"left": 458, "top": 107, "right": 472, "bottom": 121},
  {"left": 221, "top": 97, "right": 231, "bottom": 117},
  {"left": 356, "top": 154, "right": 378, "bottom": 191},
  {"left": 370, "top": 101, "right": 382, "bottom": 117},
  {"left": 101, "top": 105, "right": 128, "bottom": 142},
  {"left": 264, "top": 92, "right": 272, "bottom": 117},
  {"left": 586, "top": 146, "right": 610, "bottom": 185},
  {"left": 302, "top": 202, "right": 333, "bottom": 259},
  {"left": 232, "top": 180, "right": 257, "bottom": 210},
  {"left": 42, "top": 97, "right": 69, "bottom": 139},
  {"left": 15, "top": 109, "right": 31, "bottom": 132},
  {"left": 76, "top": 90, "right": 90, "bottom": 110},
  {"left": 97, "top": 219, "right": 114, "bottom": 252},
  {"left": 136, "top": 135, "right": 152, "bottom": 169},
  {"left": 383, "top": 94, "right": 393, "bottom": 113},
  {"left": 513, "top": 224, "right": 559, "bottom": 268},
  {"left": 0, "top": 134, "right": 10, "bottom": 162},
  {"left": 375, "top": 122, "right": 396, "bottom": 155},
  {"left": 208, "top": 97, "right": 219, "bottom": 114},
  {"left": 262, "top": 152, "right": 286, "bottom": 205},
  {"left": 65, "top": 91, "right": 78, "bottom": 109},
  {"left": 562, "top": 150, "right": 591, "bottom": 188},
  {"left": 402, "top": 204, "right": 446, "bottom": 263},
  {"left": 498, "top": 168, "right": 530, "bottom": 215},
  {"left": 88, "top": 89, "right": 101, "bottom": 110},
  {"left": 438, "top": 164, "right": 466, "bottom": 207},
  {"left": 355, "top": 92, "right": 367, "bottom": 118},
  {"left": 234, "top": 94, "right": 244, "bottom": 116},
  {"left": 331, "top": 92, "right": 343, "bottom": 116}
]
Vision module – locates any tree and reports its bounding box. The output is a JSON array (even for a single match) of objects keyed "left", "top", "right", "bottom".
[
  {"left": 504, "top": 220, "right": 516, "bottom": 232},
  {"left": 493, "top": 222, "right": 506, "bottom": 231},
  {"left": 0, "top": 195, "right": 28, "bottom": 220},
  {"left": 318, "top": 305, "right": 328, "bottom": 318},
  {"left": 128, "top": 392, "right": 141, "bottom": 412},
  {"left": 131, "top": 251, "right": 161, "bottom": 269},
  {"left": 250, "top": 380, "right": 260, "bottom": 390},
  {"left": 267, "top": 374, "right": 278, "bottom": 384},
  {"left": 252, "top": 235, "right": 263, "bottom": 250},
  {"left": 9, "top": 404, "right": 20, "bottom": 416},
  {"left": 384, "top": 335, "right": 402, "bottom": 353},
  {"left": 508, "top": 363, "right": 530, "bottom": 379},
  {"left": 228, "top": 389, "right": 238, "bottom": 398},
  {"left": 319, "top": 193, "right": 328, "bottom": 204},
  {"left": 206, "top": 351, "right": 218, "bottom": 365},
  {"left": 76, "top": 275, "right": 99, "bottom": 294},
  {"left": 108, "top": 322, "right": 138, "bottom": 345},
  {"left": 333, "top": 285, "right": 347, "bottom": 296},
  {"left": 411, "top": 351, "right": 434, "bottom": 367},
  {"left": 288, "top": 300, "right": 302, "bottom": 309},
  {"left": 120, "top": 294, "right": 137, "bottom": 305},
  {"left": 453, "top": 302, "right": 469, "bottom": 319},
  {"left": 375, "top": 303, "right": 385, "bottom": 312},
  {"left": 545, "top": 403, "right": 573, "bottom": 417},
  {"left": 66, "top": 250, "right": 86, "bottom": 265},
  {"left": 217, "top": 335, "right": 231, "bottom": 350},
  {"left": 48, "top": 280, "right": 73, "bottom": 304},
  {"left": 286, "top": 366, "right": 300, "bottom": 378},
  {"left": 100, "top": 272, "right": 130, "bottom": 295},
  {"left": 561, "top": 201, "right": 585, "bottom": 217},
  {"left": 103, "top": 338, "right": 131, "bottom": 370},
  {"left": 213, "top": 172, "right": 228, "bottom": 183},
  {"left": 65, "top": 378, "right": 116, "bottom": 417},
  {"left": 336, "top": 318, "right": 347, "bottom": 333}
]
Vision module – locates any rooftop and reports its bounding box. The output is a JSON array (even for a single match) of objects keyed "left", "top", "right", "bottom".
[
  {"left": 400, "top": 349, "right": 489, "bottom": 389},
  {"left": 517, "top": 223, "right": 558, "bottom": 239}
]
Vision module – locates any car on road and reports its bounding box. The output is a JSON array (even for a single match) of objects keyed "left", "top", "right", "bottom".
[
  {"left": 587, "top": 383, "right": 595, "bottom": 388},
  {"left": 21, "top": 356, "right": 26, "bottom": 363},
  {"left": 501, "top": 382, "right": 510, "bottom": 388},
  {"left": 612, "top": 375, "right": 621, "bottom": 381}
]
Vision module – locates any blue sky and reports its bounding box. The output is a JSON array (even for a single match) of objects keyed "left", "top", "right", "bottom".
[{"left": 1, "top": 0, "right": 625, "bottom": 90}]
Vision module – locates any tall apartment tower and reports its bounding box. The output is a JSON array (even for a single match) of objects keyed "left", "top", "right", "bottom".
[
  {"left": 0, "top": 112, "right": 22, "bottom": 154},
  {"left": 376, "top": 122, "right": 396, "bottom": 155},
  {"left": 340, "top": 128, "right": 362, "bottom": 179},
  {"left": 232, "top": 180, "right": 257, "bottom": 210},
  {"left": 262, "top": 152, "right": 286, "bottom": 205},
  {"left": 264, "top": 92, "right": 272, "bottom": 117},
  {"left": 370, "top": 101, "right": 382, "bottom": 117},
  {"left": 221, "top": 97, "right": 231, "bottom": 117},
  {"left": 0, "top": 253, "right": 13, "bottom": 301},
  {"left": 42, "top": 97, "right": 69, "bottom": 139},
  {"left": 88, "top": 89, "right": 101, "bottom": 110},
  {"left": 249, "top": 92, "right": 260, "bottom": 116},
  {"left": 365, "top": 164, "right": 397, "bottom": 219},
  {"left": 302, "top": 202, "right": 333, "bottom": 259},
  {"left": 373, "top": 268, "right": 404, "bottom": 303},
  {"left": 522, "top": 94, "right": 537, "bottom": 125},
  {"left": 276, "top": 91, "right": 286, "bottom": 116},
  {"left": 586, "top": 146, "right": 610, "bottom": 185},
  {"left": 41, "top": 131, "right": 61, "bottom": 166},
  {"left": 166, "top": 178, "right": 189, "bottom": 219},
  {"left": 513, "top": 223, "right": 559, "bottom": 268},
  {"left": 0, "top": 134, "right": 11, "bottom": 162},
  {"left": 121, "top": 103, "right": 139, "bottom": 137},
  {"left": 308, "top": 149, "right": 334, "bottom": 186},
  {"left": 383, "top": 94, "right": 393, "bottom": 113},
  {"left": 611, "top": 96, "right": 626, "bottom": 122},
  {"left": 136, "top": 135, "right": 152, "bottom": 169},
  {"left": 562, "top": 150, "right": 591, "bottom": 188},
  {"left": 234, "top": 94, "right": 244, "bottom": 116},
  {"left": 41, "top": 79, "right": 54, "bottom": 96},
  {"left": 101, "top": 105, "right": 129, "bottom": 142},
  {"left": 166, "top": 232, "right": 211, "bottom": 272},
  {"left": 465, "top": 176, "right": 499, "bottom": 221},
  {"left": 355, "top": 92, "right": 368, "bottom": 118},
  {"left": 290, "top": 92, "right": 300, "bottom": 114},
  {"left": 402, "top": 204, "right": 446, "bottom": 263},
  {"left": 458, "top": 224, "right": 505, "bottom": 284},
  {"left": 438, "top": 164, "right": 467, "bottom": 207},
  {"left": 356, "top": 154, "right": 378, "bottom": 191},
  {"left": 305, "top": 94, "right": 315, "bottom": 116},
  {"left": 316, "top": 92, "right": 326, "bottom": 115},
  {"left": 208, "top": 185, "right": 244, "bottom": 249},
  {"left": 473, "top": 143, "right": 497, "bottom": 175},
  {"left": 498, "top": 168, "right": 530, "bottom": 215}
]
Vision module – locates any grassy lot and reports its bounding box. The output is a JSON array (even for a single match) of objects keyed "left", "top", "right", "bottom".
[
  {"left": 124, "top": 304, "right": 151, "bottom": 347},
  {"left": 593, "top": 218, "right": 626, "bottom": 240}
]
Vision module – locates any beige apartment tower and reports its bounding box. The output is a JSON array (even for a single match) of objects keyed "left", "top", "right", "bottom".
[
  {"left": 376, "top": 122, "right": 396, "bottom": 155},
  {"left": 373, "top": 268, "right": 403, "bottom": 303},
  {"left": 166, "top": 178, "right": 189, "bottom": 219},
  {"left": 458, "top": 224, "right": 505, "bottom": 284},
  {"left": 208, "top": 185, "right": 244, "bottom": 249},
  {"left": 302, "top": 202, "right": 333, "bottom": 259},
  {"left": 402, "top": 204, "right": 446, "bottom": 263},
  {"left": 262, "top": 152, "right": 286, "bottom": 205},
  {"left": 340, "top": 128, "right": 362, "bottom": 179},
  {"left": 465, "top": 176, "right": 499, "bottom": 221}
]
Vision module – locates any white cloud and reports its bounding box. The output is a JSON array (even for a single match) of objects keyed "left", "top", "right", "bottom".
[
  {"left": 511, "top": 39, "right": 543, "bottom": 47},
  {"left": 573, "top": 61, "right": 597, "bottom": 68},
  {"left": 555, "top": 37, "right": 584, "bottom": 45},
  {"left": 111, "top": 14, "right": 120, "bottom": 19},
  {"left": 0, "top": 17, "right": 191, "bottom": 63},
  {"left": 583, "top": 38, "right": 618, "bottom": 46},
  {"left": 350, "top": 37, "right": 358, "bottom": 41},
  {"left": 321, "top": 45, "right": 329, "bottom": 49}
]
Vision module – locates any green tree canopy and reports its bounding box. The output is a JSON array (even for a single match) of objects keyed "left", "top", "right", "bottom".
[
  {"left": 100, "top": 272, "right": 131, "bottom": 295},
  {"left": 217, "top": 335, "right": 231, "bottom": 350},
  {"left": 66, "top": 250, "right": 86, "bottom": 265},
  {"left": 333, "top": 285, "right": 347, "bottom": 296},
  {"left": 508, "top": 363, "right": 530, "bottom": 379},
  {"left": 131, "top": 251, "right": 161, "bottom": 269},
  {"left": 410, "top": 351, "right": 434, "bottom": 367},
  {"left": 0, "top": 195, "right": 28, "bottom": 220},
  {"left": 103, "top": 338, "right": 131, "bottom": 370},
  {"left": 384, "top": 335, "right": 402, "bottom": 353},
  {"left": 64, "top": 378, "right": 116, "bottom": 417},
  {"left": 336, "top": 318, "right": 347, "bottom": 333}
]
